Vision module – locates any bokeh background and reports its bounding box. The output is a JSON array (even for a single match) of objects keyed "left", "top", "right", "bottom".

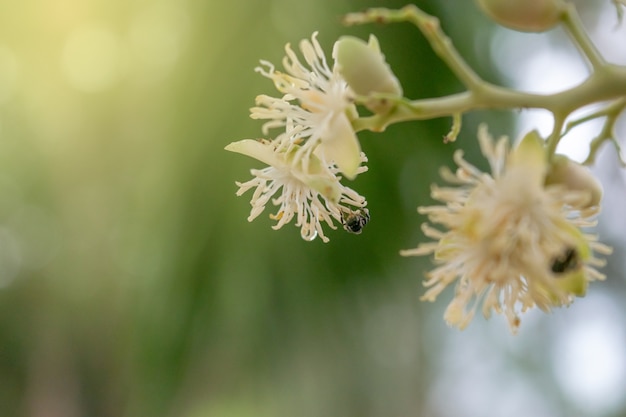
[{"left": 0, "top": 0, "right": 624, "bottom": 416}]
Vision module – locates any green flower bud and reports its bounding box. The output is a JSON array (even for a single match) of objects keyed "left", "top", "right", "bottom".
[
  {"left": 545, "top": 154, "right": 603, "bottom": 208},
  {"left": 476, "top": 0, "right": 566, "bottom": 32},
  {"left": 333, "top": 35, "right": 402, "bottom": 113},
  {"left": 509, "top": 130, "right": 548, "bottom": 184}
]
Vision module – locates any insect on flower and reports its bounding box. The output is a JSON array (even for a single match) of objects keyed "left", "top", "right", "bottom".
[
  {"left": 342, "top": 208, "right": 370, "bottom": 234},
  {"left": 551, "top": 247, "right": 581, "bottom": 275}
]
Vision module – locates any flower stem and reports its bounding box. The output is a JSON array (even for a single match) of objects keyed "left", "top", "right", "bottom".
[
  {"left": 346, "top": 4, "right": 626, "bottom": 163},
  {"left": 561, "top": 3, "right": 606, "bottom": 70},
  {"left": 583, "top": 98, "right": 626, "bottom": 165},
  {"left": 546, "top": 113, "right": 567, "bottom": 159},
  {"left": 344, "top": 5, "right": 483, "bottom": 90},
  {"left": 444, "top": 113, "right": 462, "bottom": 143}
]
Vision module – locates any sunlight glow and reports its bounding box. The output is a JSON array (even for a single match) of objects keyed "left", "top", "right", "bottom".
[
  {"left": 62, "top": 24, "right": 122, "bottom": 93},
  {"left": 129, "top": 3, "right": 190, "bottom": 83},
  {"left": 0, "top": 46, "right": 19, "bottom": 104}
]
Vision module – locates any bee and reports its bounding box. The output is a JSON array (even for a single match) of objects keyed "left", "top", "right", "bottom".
[
  {"left": 341, "top": 208, "right": 370, "bottom": 234},
  {"left": 550, "top": 247, "right": 580, "bottom": 275}
]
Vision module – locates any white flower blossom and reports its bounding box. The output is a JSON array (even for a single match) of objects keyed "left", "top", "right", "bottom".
[
  {"left": 225, "top": 138, "right": 367, "bottom": 243},
  {"left": 401, "top": 125, "right": 612, "bottom": 333},
  {"left": 250, "top": 32, "right": 362, "bottom": 179}
]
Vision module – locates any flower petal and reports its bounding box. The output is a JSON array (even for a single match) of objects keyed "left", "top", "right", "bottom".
[
  {"left": 225, "top": 139, "right": 281, "bottom": 167},
  {"left": 333, "top": 34, "right": 403, "bottom": 97},
  {"left": 320, "top": 114, "right": 362, "bottom": 180},
  {"left": 508, "top": 129, "right": 547, "bottom": 183}
]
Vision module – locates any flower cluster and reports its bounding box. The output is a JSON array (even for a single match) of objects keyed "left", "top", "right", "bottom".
[
  {"left": 226, "top": 32, "right": 400, "bottom": 242},
  {"left": 250, "top": 33, "right": 363, "bottom": 179},
  {"left": 225, "top": 138, "right": 367, "bottom": 243},
  {"left": 401, "top": 125, "right": 612, "bottom": 333},
  {"left": 225, "top": 2, "right": 620, "bottom": 333}
]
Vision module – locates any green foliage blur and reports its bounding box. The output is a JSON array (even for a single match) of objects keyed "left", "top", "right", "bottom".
[{"left": 0, "top": 0, "right": 623, "bottom": 416}]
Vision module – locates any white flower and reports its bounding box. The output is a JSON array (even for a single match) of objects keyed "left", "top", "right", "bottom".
[
  {"left": 225, "top": 138, "right": 368, "bottom": 243},
  {"left": 401, "top": 125, "right": 612, "bottom": 333},
  {"left": 250, "top": 32, "right": 362, "bottom": 179}
]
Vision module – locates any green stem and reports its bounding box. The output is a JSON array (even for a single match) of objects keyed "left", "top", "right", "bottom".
[
  {"left": 353, "top": 67, "right": 626, "bottom": 132},
  {"left": 444, "top": 113, "right": 462, "bottom": 143},
  {"left": 346, "top": 4, "right": 626, "bottom": 165},
  {"left": 561, "top": 3, "right": 606, "bottom": 70},
  {"left": 614, "top": 0, "right": 626, "bottom": 25},
  {"left": 546, "top": 114, "right": 567, "bottom": 159},
  {"left": 344, "top": 5, "right": 483, "bottom": 90},
  {"left": 562, "top": 97, "right": 626, "bottom": 137},
  {"left": 582, "top": 98, "right": 626, "bottom": 165}
]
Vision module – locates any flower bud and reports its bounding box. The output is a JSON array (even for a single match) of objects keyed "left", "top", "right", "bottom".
[
  {"left": 508, "top": 130, "right": 548, "bottom": 184},
  {"left": 545, "top": 154, "right": 603, "bottom": 208},
  {"left": 333, "top": 35, "right": 402, "bottom": 113},
  {"left": 476, "top": 0, "right": 565, "bottom": 32}
]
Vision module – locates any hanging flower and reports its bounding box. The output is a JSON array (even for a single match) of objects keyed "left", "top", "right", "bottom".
[
  {"left": 250, "top": 32, "right": 362, "bottom": 179},
  {"left": 225, "top": 138, "right": 368, "bottom": 243},
  {"left": 401, "top": 125, "right": 612, "bottom": 333}
]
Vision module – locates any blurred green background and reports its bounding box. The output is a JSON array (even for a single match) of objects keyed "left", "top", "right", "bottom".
[{"left": 0, "top": 0, "right": 624, "bottom": 416}]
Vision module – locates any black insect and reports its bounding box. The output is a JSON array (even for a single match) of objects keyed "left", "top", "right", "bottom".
[
  {"left": 342, "top": 208, "right": 370, "bottom": 234},
  {"left": 551, "top": 247, "right": 580, "bottom": 275}
]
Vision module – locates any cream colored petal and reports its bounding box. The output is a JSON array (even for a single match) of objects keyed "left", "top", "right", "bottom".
[
  {"left": 225, "top": 139, "right": 281, "bottom": 167},
  {"left": 319, "top": 114, "right": 362, "bottom": 180},
  {"left": 333, "top": 35, "right": 402, "bottom": 97},
  {"left": 508, "top": 129, "right": 548, "bottom": 183},
  {"left": 302, "top": 175, "right": 342, "bottom": 203},
  {"left": 545, "top": 154, "right": 603, "bottom": 207}
]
